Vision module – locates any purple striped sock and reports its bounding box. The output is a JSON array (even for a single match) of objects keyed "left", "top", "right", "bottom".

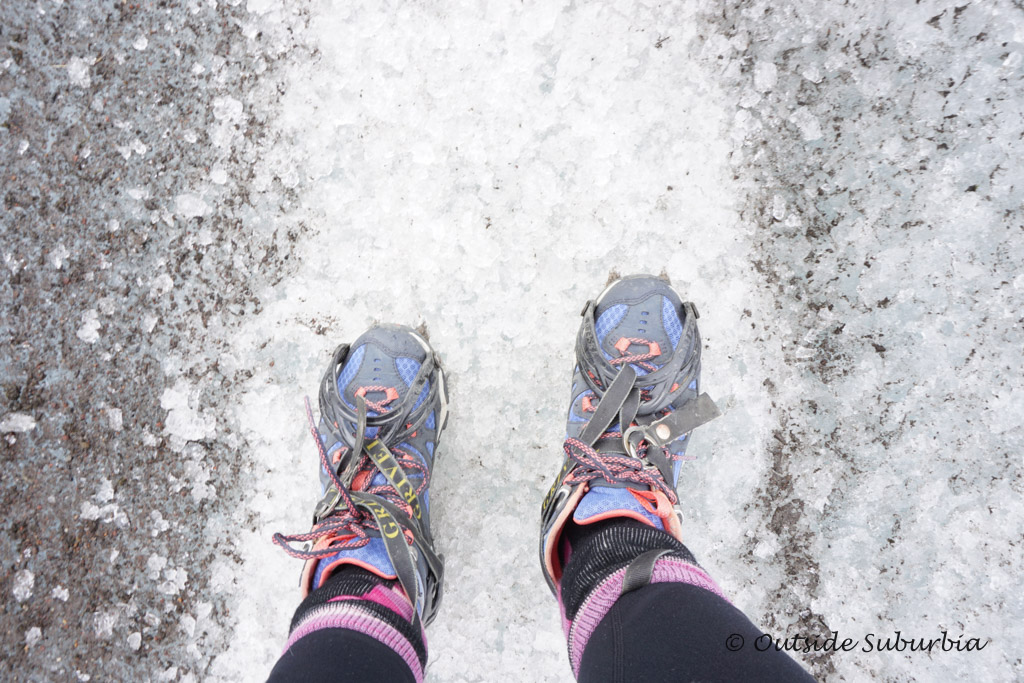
[
  {"left": 284, "top": 567, "right": 426, "bottom": 681},
  {"left": 285, "top": 599, "right": 425, "bottom": 683},
  {"left": 562, "top": 557, "right": 728, "bottom": 677}
]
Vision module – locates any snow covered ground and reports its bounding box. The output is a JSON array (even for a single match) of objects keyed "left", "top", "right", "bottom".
[
  {"left": 2, "top": 0, "right": 1021, "bottom": 681},
  {"left": 212, "top": 2, "right": 745, "bottom": 681}
]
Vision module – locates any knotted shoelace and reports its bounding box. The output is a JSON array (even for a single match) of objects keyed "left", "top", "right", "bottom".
[
  {"left": 272, "top": 397, "right": 427, "bottom": 559},
  {"left": 564, "top": 335, "right": 695, "bottom": 505}
]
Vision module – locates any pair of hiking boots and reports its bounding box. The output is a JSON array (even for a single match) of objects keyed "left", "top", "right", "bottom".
[{"left": 272, "top": 274, "right": 720, "bottom": 634}]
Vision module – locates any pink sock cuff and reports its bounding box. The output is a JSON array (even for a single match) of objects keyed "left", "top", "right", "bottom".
[
  {"left": 566, "top": 558, "right": 728, "bottom": 677},
  {"left": 327, "top": 584, "right": 415, "bottom": 622},
  {"left": 285, "top": 601, "right": 424, "bottom": 683}
]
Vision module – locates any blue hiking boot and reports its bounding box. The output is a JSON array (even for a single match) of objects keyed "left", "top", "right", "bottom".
[
  {"left": 540, "top": 275, "right": 721, "bottom": 592},
  {"left": 274, "top": 324, "right": 449, "bottom": 630}
]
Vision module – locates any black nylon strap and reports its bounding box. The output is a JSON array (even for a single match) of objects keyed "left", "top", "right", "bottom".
[
  {"left": 365, "top": 439, "right": 426, "bottom": 522},
  {"left": 348, "top": 490, "right": 445, "bottom": 626},
  {"left": 621, "top": 549, "right": 672, "bottom": 595},
  {"left": 644, "top": 446, "right": 675, "bottom": 486},
  {"left": 618, "top": 389, "right": 640, "bottom": 440},
  {"left": 350, "top": 396, "right": 368, "bottom": 473},
  {"left": 351, "top": 492, "right": 425, "bottom": 633},
  {"left": 646, "top": 393, "right": 722, "bottom": 447},
  {"left": 580, "top": 366, "right": 637, "bottom": 447}
]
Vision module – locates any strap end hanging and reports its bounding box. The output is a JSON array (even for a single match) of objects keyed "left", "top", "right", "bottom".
[{"left": 647, "top": 393, "right": 722, "bottom": 448}]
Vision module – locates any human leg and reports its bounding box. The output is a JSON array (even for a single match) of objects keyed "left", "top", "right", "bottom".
[
  {"left": 562, "top": 520, "right": 815, "bottom": 682},
  {"left": 268, "top": 325, "right": 449, "bottom": 682},
  {"left": 540, "top": 275, "right": 816, "bottom": 682},
  {"left": 267, "top": 567, "right": 421, "bottom": 683}
]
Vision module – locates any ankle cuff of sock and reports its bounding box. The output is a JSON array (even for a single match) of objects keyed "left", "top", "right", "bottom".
[
  {"left": 560, "top": 519, "right": 699, "bottom": 620},
  {"left": 565, "top": 557, "right": 729, "bottom": 677},
  {"left": 286, "top": 567, "right": 427, "bottom": 681}
]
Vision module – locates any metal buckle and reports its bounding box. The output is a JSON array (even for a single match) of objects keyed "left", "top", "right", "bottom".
[
  {"left": 312, "top": 486, "right": 343, "bottom": 524},
  {"left": 622, "top": 425, "right": 647, "bottom": 458},
  {"left": 541, "top": 485, "right": 571, "bottom": 529}
]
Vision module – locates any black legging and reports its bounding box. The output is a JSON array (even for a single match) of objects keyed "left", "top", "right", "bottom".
[{"left": 268, "top": 580, "right": 815, "bottom": 682}]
